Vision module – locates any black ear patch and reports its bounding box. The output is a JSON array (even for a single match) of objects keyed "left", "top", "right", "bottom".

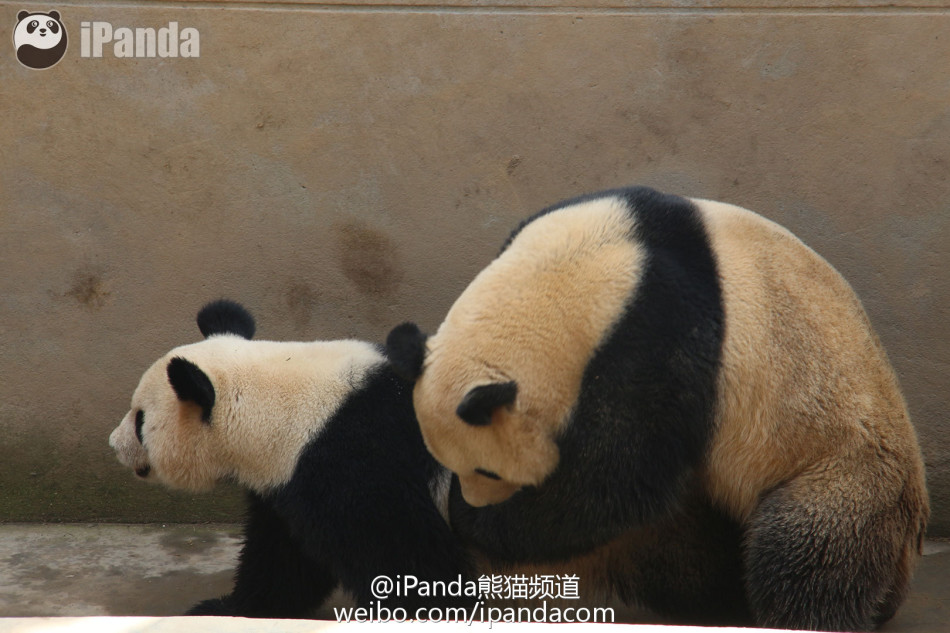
[
  {"left": 167, "top": 357, "right": 215, "bottom": 423},
  {"left": 456, "top": 381, "right": 518, "bottom": 427},
  {"left": 196, "top": 299, "right": 256, "bottom": 340},
  {"left": 385, "top": 322, "right": 428, "bottom": 382}
]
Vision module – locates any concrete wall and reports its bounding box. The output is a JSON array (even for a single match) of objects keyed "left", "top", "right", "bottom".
[{"left": 2, "top": 1, "right": 948, "bottom": 533}]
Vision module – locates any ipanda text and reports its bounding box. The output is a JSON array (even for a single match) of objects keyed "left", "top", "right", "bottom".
[
  {"left": 383, "top": 575, "right": 480, "bottom": 598},
  {"left": 370, "top": 573, "right": 583, "bottom": 601}
]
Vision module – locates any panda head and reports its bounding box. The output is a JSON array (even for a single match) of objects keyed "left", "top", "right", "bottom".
[
  {"left": 111, "top": 300, "right": 386, "bottom": 492},
  {"left": 387, "top": 196, "right": 643, "bottom": 508},
  {"left": 14, "top": 11, "right": 68, "bottom": 69},
  {"left": 388, "top": 317, "right": 560, "bottom": 508},
  {"left": 109, "top": 300, "right": 257, "bottom": 491}
]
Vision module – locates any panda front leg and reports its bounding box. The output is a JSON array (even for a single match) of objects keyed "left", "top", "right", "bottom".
[
  {"left": 187, "top": 492, "right": 338, "bottom": 618},
  {"left": 743, "top": 460, "right": 927, "bottom": 631}
]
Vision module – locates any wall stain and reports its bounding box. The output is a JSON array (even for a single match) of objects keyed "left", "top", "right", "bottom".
[
  {"left": 65, "top": 268, "right": 110, "bottom": 310},
  {"left": 333, "top": 221, "right": 402, "bottom": 297},
  {"left": 254, "top": 109, "right": 283, "bottom": 130},
  {"left": 285, "top": 281, "right": 319, "bottom": 330}
]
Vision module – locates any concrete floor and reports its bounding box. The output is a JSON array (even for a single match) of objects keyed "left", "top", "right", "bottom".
[
  {"left": 0, "top": 524, "right": 946, "bottom": 630},
  {"left": 0, "top": 524, "right": 244, "bottom": 618}
]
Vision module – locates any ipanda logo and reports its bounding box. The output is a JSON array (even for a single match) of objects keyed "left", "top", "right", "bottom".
[
  {"left": 80, "top": 20, "right": 200, "bottom": 58},
  {"left": 13, "top": 9, "right": 200, "bottom": 67},
  {"left": 13, "top": 10, "right": 67, "bottom": 69}
]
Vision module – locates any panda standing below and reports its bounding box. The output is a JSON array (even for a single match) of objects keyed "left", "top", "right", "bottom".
[
  {"left": 109, "top": 300, "right": 469, "bottom": 617},
  {"left": 386, "top": 186, "right": 929, "bottom": 631}
]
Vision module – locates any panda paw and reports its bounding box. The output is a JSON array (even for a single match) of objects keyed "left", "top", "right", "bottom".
[{"left": 185, "top": 596, "right": 237, "bottom": 616}]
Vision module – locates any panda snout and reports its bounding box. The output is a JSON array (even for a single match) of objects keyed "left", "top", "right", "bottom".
[{"left": 110, "top": 419, "right": 151, "bottom": 478}]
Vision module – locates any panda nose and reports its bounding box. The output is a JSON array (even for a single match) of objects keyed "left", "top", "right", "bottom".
[{"left": 39, "top": 28, "right": 46, "bottom": 34}]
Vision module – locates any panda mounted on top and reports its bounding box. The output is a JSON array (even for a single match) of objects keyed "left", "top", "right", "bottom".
[
  {"left": 387, "top": 185, "right": 929, "bottom": 631},
  {"left": 109, "top": 300, "right": 469, "bottom": 617}
]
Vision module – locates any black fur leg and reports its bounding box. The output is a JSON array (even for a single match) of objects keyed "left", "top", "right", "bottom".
[
  {"left": 195, "top": 492, "right": 337, "bottom": 618},
  {"left": 612, "top": 491, "right": 751, "bottom": 626},
  {"left": 186, "top": 596, "right": 237, "bottom": 616},
  {"left": 744, "top": 469, "right": 923, "bottom": 631}
]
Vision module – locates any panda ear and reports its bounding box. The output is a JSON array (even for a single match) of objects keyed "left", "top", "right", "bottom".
[
  {"left": 48, "top": 11, "right": 60, "bottom": 20},
  {"left": 18, "top": 11, "right": 29, "bottom": 20},
  {"left": 167, "top": 357, "right": 215, "bottom": 423},
  {"left": 196, "top": 299, "right": 256, "bottom": 339},
  {"left": 385, "top": 322, "right": 428, "bottom": 382},
  {"left": 456, "top": 381, "right": 518, "bottom": 427}
]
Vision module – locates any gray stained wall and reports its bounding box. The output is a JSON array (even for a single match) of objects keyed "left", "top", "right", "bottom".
[{"left": 2, "top": 1, "right": 949, "bottom": 533}]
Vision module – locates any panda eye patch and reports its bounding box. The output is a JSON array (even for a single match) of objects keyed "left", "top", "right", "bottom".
[
  {"left": 475, "top": 468, "right": 501, "bottom": 481},
  {"left": 47, "top": 21, "right": 59, "bottom": 33},
  {"left": 134, "top": 410, "right": 145, "bottom": 445}
]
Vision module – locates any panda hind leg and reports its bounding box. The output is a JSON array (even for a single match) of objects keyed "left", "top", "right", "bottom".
[{"left": 743, "top": 463, "right": 926, "bottom": 632}]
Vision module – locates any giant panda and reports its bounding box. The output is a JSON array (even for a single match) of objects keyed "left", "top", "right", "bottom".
[
  {"left": 386, "top": 185, "right": 929, "bottom": 631},
  {"left": 109, "top": 300, "right": 469, "bottom": 617}
]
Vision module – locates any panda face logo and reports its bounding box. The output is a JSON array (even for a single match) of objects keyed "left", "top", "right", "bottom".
[{"left": 13, "top": 10, "right": 67, "bottom": 69}]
